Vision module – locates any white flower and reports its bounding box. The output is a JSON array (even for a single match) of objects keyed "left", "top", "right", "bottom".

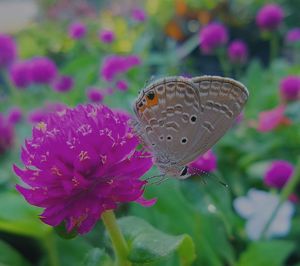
[{"left": 233, "top": 189, "right": 294, "bottom": 240}]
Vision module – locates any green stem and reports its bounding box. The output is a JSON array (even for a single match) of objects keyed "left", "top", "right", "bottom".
[
  {"left": 102, "top": 210, "right": 131, "bottom": 266},
  {"left": 270, "top": 33, "right": 279, "bottom": 62},
  {"left": 43, "top": 230, "right": 60, "bottom": 266},
  {"left": 260, "top": 156, "right": 300, "bottom": 239},
  {"left": 216, "top": 48, "right": 230, "bottom": 77}
]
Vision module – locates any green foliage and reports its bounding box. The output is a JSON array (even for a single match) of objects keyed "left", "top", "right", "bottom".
[{"left": 0, "top": 240, "right": 31, "bottom": 266}]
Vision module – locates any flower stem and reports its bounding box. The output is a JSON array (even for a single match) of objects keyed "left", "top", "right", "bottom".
[
  {"left": 216, "top": 48, "right": 230, "bottom": 77},
  {"left": 102, "top": 210, "right": 131, "bottom": 266},
  {"left": 260, "top": 156, "right": 300, "bottom": 239},
  {"left": 270, "top": 33, "right": 279, "bottom": 62},
  {"left": 43, "top": 230, "right": 60, "bottom": 266}
]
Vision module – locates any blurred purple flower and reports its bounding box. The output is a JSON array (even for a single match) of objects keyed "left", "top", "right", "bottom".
[
  {"left": 116, "top": 80, "right": 128, "bottom": 91},
  {"left": 285, "top": 28, "right": 300, "bottom": 43},
  {"left": 0, "top": 34, "right": 17, "bottom": 69},
  {"left": 100, "top": 55, "right": 141, "bottom": 82},
  {"left": 28, "top": 109, "right": 46, "bottom": 124},
  {"left": 257, "top": 105, "right": 291, "bottom": 132},
  {"left": 0, "top": 114, "right": 14, "bottom": 155},
  {"left": 28, "top": 103, "right": 67, "bottom": 124},
  {"left": 131, "top": 8, "right": 147, "bottom": 22},
  {"left": 52, "top": 75, "right": 74, "bottom": 92},
  {"left": 189, "top": 150, "right": 217, "bottom": 174},
  {"left": 9, "top": 61, "right": 32, "bottom": 89},
  {"left": 199, "top": 22, "right": 228, "bottom": 54},
  {"left": 8, "top": 107, "right": 22, "bottom": 124},
  {"left": 15, "top": 104, "right": 154, "bottom": 234},
  {"left": 99, "top": 30, "right": 115, "bottom": 43},
  {"left": 279, "top": 76, "right": 300, "bottom": 101},
  {"left": 228, "top": 40, "right": 248, "bottom": 64},
  {"left": 86, "top": 87, "right": 104, "bottom": 102},
  {"left": 256, "top": 4, "right": 284, "bottom": 31},
  {"left": 68, "top": 22, "right": 87, "bottom": 39},
  {"left": 234, "top": 189, "right": 294, "bottom": 240},
  {"left": 30, "top": 57, "right": 58, "bottom": 85},
  {"left": 264, "top": 160, "right": 294, "bottom": 189}
]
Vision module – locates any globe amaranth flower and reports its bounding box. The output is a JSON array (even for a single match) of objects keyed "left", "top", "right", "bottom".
[
  {"left": 264, "top": 160, "right": 294, "bottom": 189},
  {"left": 28, "top": 103, "right": 67, "bottom": 124},
  {"left": 116, "top": 80, "right": 128, "bottom": 91},
  {"left": 0, "top": 34, "right": 17, "bottom": 69},
  {"left": 199, "top": 22, "right": 228, "bottom": 54},
  {"left": 52, "top": 75, "right": 74, "bottom": 92},
  {"left": 0, "top": 114, "right": 14, "bottom": 155},
  {"left": 131, "top": 8, "right": 147, "bottom": 22},
  {"left": 279, "top": 76, "right": 300, "bottom": 101},
  {"left": 86, "top": 88, "right": 104, "bottom": 103},
  {"left": 285, "top": 28, "right": 300, "bottom": 43},
  {"left": 257, "top": 105, "right": 291, "bottom": 132},
  {"left": 234, "top": 189, "right": 294, "bottom": 240},
  {"left": 188, "top": 150, "right": 217, "bottom": 174},
  {"left": 8, "top": 106, "right": 23, "bottom": 124},
  {"left": 99, "top": 30, "right": 115, "bottom": 43},
  {"left": 9, "top": 61, "right": 32, "bottom": 89},
  {"left": 228, "top": 40, "right": 248, "bottom": 64},
  {"left": 100, "top": 55, "right": 141, "bottom": 82},
  {"left": 256, "top": 4, "right": 284, "bottom": 31},
  {"left": 68, "top": 22, "right": 87, "bottom": 40},
  {"left": 30, "top": 57, "right": 58, "bottom": 85},
  {"left": 15, "top": 104, "right": 154, "bottom": 234}
]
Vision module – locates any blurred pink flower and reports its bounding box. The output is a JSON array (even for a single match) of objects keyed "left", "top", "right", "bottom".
[
  {"left": 256, "top": 4, "right": 284, "bottom": 31},
  {"left": 285, "top": 28, "right": 300, "bottom": 43},
  {"left": 30, "top": 57, "right": 58, "bottom": 85},
  {"left": 52, "top": 75, "right": 74, "bottom": 92},
  {"left": 264, "top": 160, "right": 294, "bottom": 189},
  {"left": 15, "top": 104, "right": 154, "bottom": 234},
  {"left": 0, "top": 34, "right": 17, "bottom": 69},
  {"left": 0, "top": 113, "right": 14, "bottom": 155},
  {"left": 99, "top": 30, "right": 115, "bottom": 43},
  {"left": 9, "top": 61, "right": 32, "bottom": 89},
  {"left": 279, "top": 76, "right": 300, "bottom": 101},
  {"left": 86, "top": 87, "right": 104, "bottom": 102},
  {"left": 131, "top": 8, "right": 147, "bottom": 22},
  {"left": 199, "top": 22, "right": 228, "bottom": 54},
  {"left": 228, "top": 40, "right": 248, "bottom": 64},
  {"left": 257, "top": 105, "right": 291, "bottom": 132},
  {"left": 68, "top": 22, "right": 87, "bottom": 39},
  {"left": 8, "top": 107, "right": 23, "bottom": 124},
  {"left": 189, "top": 150, "right": 217, "bottom": 174},
  {"left": 116, "top": 80, "right": 128, "bottom": 91}
]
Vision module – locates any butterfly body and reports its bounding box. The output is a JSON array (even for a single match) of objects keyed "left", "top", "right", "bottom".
[{"left": 132, "top": 76, "right": 249, "bottom": 179}]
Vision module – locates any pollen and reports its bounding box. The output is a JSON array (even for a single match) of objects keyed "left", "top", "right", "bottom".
[
  {"left": 36, "top": 122, "right": 47, "bottom": 132},
  {"left": 79, "top": 151, "right": 90, "bottom": 161}
]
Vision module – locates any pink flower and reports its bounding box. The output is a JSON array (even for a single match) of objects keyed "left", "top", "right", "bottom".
[
  {"left": 189, "top": 150, "right": 217, "bottom": 174},
  {"left": 264, "top": 160, "right": 294, "bottom": 189},
  {"left": 285, "top": 28, "right": 300, "bottom": 43},
  {"left": 86, "top": 88, "right": 104, "bottom": 102},
  {"left": 199, "top": 22, "right": 228, "bottom": 54},
  {"left": 9, "top": 61, "right": 32, "bottom": 89},
  {"left": 8, "top": 107, "right": 23, "bottom": 124},
  {"left": 228, "top": 40, "right": 248, "bottom": 64},
  {"left": 0, "top": 34, "right": 17, "bottom": 69},
  {"left": 100, "top": 55, "right": 141, "bottom": 82},
  {"left": 15, "top": 104, "right": 154, "bottom": 234},
  {"left": 257, "top": 105, "right": 291, "bottom": 132},
  {"left": 131, "top": 8, "right": 147, "bottom": 22},
  {"left": 68, "top": 22, "right": 87, "bottom": 39},
  {"left": 30, "top": 57, "right": 58, "bottom": 85},
  {"left": 116, "top": 80, "right": 128, "bottom": 91},
  {"left": 52, "top": 75, "right": 74, "bottom": 92},
  {"left": 279, "top": 76, "right": 300, "bottom": 101},
  {"left": 256, "top": 4, "right": 284, "bottom": 31},
  {"left": 99, "top": 30, "right": 115, "bottom": 43},
  {"left": 0, "top": 114, "right": 14, "bottom": 155}
]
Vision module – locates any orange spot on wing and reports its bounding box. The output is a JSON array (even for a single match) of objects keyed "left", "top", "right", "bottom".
[{"left": 138, "top": 94, "right": 159, "bottom": 114}]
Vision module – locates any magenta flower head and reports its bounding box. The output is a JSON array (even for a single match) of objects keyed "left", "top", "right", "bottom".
[
  {"left": 52, "top": 75, "right": 74, "bottom": 92},
  {"left": 199, "top": 22, "right": 228, "bottom": 54},
  {"left": 257, "top": 105, "right": 291, "bottom": 132},
  {"left": 86, "top": 87, "right": 104, "bottom": 102},
  {"left": 279, "top": 76, "right": 300, "bottom": 101},
  {"left": 99, "top": 30, "right": 115, "bottom": 43},
  {"left": 30, "top": 57, "right": 58, "bottom": 85},
  {"left": 0, "top": 114, "right": 14, "bottom": 155},
  {"left": 264, "top": 160, "right": 294, "bottom": 189},
  {"left": 131, "top": 8, "right": 147, "bottom": 22},
  {"left": 14, "top": 104, "right": 154, "bottom": 234},
  {"left": 68, "top": 22, "right": 87, "bottom": 40},
  {"left": 256, "top": 4, "right": 284, "bottom": 31},
  {"left": 285, "top": 28, "right": 300, "bottom": 43},
  {"left": 8, "top": 106, "right": 23, "bottom": 124},
  {"left": 189, "top": 150, "right": 217, "bottom": 174},
  {"left": 0, "top": 34, "right": 17, "bottom": 69},
  {"left": 9, "top": 61, "right": 32, "bottom": 89},
  {"left": 228, "top": 40, "right": 248, "bottom": 64},
  {"left": 100, "top": 55, "right": 141, "bottom": 82},
  {"left": 116, "top": 80, "right": 128, "bottom": 91}
]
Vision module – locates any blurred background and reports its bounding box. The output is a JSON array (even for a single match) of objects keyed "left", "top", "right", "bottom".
[{"left": 1, "top": 0, "right": 300, "bottom": 265}]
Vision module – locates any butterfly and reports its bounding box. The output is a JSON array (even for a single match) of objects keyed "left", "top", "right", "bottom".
[{"left": 132, "top": 76, "right": 249, "bottom": 179}]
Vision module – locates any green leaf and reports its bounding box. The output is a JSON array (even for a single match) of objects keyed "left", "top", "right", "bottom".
[
  {"left": 117, "top": 216, "right": 196, "bottom": 265},
  {"left": 237, "top": 240, "right": 295, "bottom": 266},
  {"left": 81, "top": 248, "right": 112, "bottom": 266},
  {"left": 0, "top": 240, "right": 31, "bottom": 266}
]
